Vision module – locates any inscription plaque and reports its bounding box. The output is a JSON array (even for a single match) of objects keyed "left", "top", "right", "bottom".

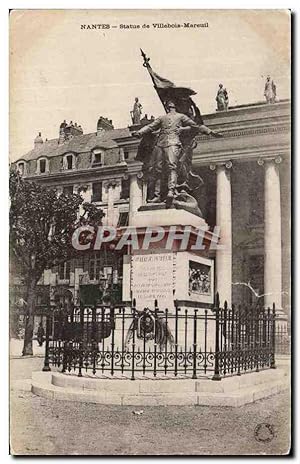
[{"left": 131, "top": 253, "right": 174, "bottom": 309}]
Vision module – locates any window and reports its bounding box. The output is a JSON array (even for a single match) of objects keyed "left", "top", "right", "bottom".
[
  {"left": 58, "top": 261, "right": 71, "bottom": 280},
  {"left": 92, "top": 149, "right": 104, "bottom": 166},
  {"left": 120, "top": 179, "right": 130, "bottom": 200},
  {"left": 63, "top": 185, "right": 73, "bottom": 195},
  {"left": 89, "top": 255, "right": 101, "bottom": 280},
  {"left": 92, "top": 182, "right": 102, "bottom": 202},
  {"left": 103, "top": 266, "right": 113, "bottom": 278},
  {"left": 17, "top": 162, "right": 25, "bottom": 176},
  {"left": 66, "top": 155, "right": 73, "bottom": 170},
  {"left": 39, "top": 159, "right": 46, "bottom": 174},
  {"left": 117, "top": 212, "right": 129, "bottom": 227},
  {"left": 63, "top": 153, "right": 75, "bottom": 170},
  {"left": 37, "top": 157, "right": 49, "bottom": 174}
]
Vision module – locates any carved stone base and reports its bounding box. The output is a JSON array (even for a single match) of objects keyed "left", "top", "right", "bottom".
[
  {"left": 134, "top": 206, "right": 208, "bottom": 229},
  {"left": 138, "top": 203, "right": 204, "bottom": 219}
]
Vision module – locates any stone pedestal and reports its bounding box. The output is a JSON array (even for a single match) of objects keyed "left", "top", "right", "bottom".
[
  {"left": 131, "top": 205, "right": 209, "bottom": 229},
  {"left": 123, "top": 207, "right": 216, "bottom": 308},
  {"left": 122, "top": 207, "right": 217, "bottom": 352}
]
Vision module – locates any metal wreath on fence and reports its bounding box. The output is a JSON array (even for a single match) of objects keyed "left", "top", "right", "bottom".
[{"left": 125, "top": 308, "right": 175, "bottom": 349}]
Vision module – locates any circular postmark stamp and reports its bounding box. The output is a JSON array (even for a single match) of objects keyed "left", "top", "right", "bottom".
[{"left": 254, "top": 423, "right": 275, "bottom": 443}]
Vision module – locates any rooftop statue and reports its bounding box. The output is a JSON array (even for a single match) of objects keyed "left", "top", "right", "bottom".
[
  {"left": 131, "top": 97, "right": 143, "bottom": 125},
  {"left": 264, "top": 75, "right": 277, "bottom": 104},
  {"left": 216, "top": 83, "right": 229, "bottom": 111}
]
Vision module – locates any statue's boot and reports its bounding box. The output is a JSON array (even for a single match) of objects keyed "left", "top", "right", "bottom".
[
  {"left": 148, "top": 196, "right": 161, "bottom": 204},
  {"left": 166, "top": 171, "right": 177, "bottom": 208},
  {"left": 148, "top": 179, "right": 161, "bottom": 203}
]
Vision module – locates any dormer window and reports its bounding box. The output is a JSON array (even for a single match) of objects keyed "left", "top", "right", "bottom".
[
  {"left": 36, "top": 157, "right": 49, "bottom": 175},
  {"left": 63, "top": 153, "right": 76, "bottom": 170},
  {"left": 94, "top": 153, "right": 102, "bottom": 163},
  {"left": 40, "top": 160, "right": 46, "bottom": 173},
  {"left": 66, "top": 155, "right": 73, "bottom": 169},
  {"left": 17, "top": 161, "right": 26, "bottom": 176},
  {"left": 92, "top": 148, "right": 104, "bottom": 167}
]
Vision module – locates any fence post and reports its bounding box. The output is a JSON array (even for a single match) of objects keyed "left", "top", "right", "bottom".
[
  {"left": 131, "top": 299, "right": 136, "bottom": 380},
  {"left": 223, "top": 301, "right": 227, "bottom": 376},
  {"left": 237, "top": 307, "right": 241, "bottom": 376},
  {"left": 271, "top": 303, "right": 277, "bottom": 369},
  {"left": 164, "top": 308, "right": 169, "bottom": 375},
  {"left": 153, "top": 299, "right": 158, "bottom": 378},
  {"left": 110, "top": 305, "right": 115, "bottom": 376},
  {"left": 255, "top": 307, "right": 260, "bottom": 372},
  {"left": 192, "top": 309, "right": 198, "bottom": 379},
  {"left": 92, "top": 306, "right": 97, "bottom": 375},
  {"left": 212, "top": 292, "right": 221, "bottom": 381},
  {"left": 174, "top": 300, "right": 179, "bottom": 377},
  {"left": 42, "top": 313, "right": 51, "bottom": 372},
  {"left": 61, "top": 311, "right": 68, "bottom": 373},
  {"left": 77, "top": 306, "right": 84, "bottom": 377}
]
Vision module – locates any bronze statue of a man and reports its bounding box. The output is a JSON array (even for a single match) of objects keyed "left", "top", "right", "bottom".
[{"left": 132, "top": 101, "right": 221, "bottom": 204}]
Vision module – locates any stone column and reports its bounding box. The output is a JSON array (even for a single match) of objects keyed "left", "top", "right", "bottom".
[
  {"left": 260, "top": 156, "right": 286, "bottom": 321},
  {"left": 128, "top": 171, "right": 144, "bottom": 225},
  {"left": 211, "top": 161, "right": 232, "bottom": 307},
  {"left": 103, "top": 181, "right": 118, "bottom": 226}
]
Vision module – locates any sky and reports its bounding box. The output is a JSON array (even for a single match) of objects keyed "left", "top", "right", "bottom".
[{"left": 9, "top": 9, "right": 291, "bottom": 161}]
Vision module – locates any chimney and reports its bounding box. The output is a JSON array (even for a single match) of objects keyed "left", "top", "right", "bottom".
[
  {"left": 97, "top": 116, "right": 114, "bottom": 135},
  {"left": 59, "top": 120, "right": 83, "bottom": 143},
  {"left": 34, "top": 132, "right": 43, "bottom": 148}
]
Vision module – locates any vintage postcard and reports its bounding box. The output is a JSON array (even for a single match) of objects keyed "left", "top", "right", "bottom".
[{"left": 9, "top": 9, "right": 291, "bottom": 455}]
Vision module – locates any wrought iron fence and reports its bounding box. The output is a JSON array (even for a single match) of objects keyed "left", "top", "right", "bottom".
[
  {"left": 275, "top": 325, "right": 291, "bottom": 355},
  {"left": 43, "top": 294, "right": 277, "bottom": 380}
]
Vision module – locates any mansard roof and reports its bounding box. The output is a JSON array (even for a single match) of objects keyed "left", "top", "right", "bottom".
[{"left": 19, "top": 128, "right": 131, "bottom": 162}]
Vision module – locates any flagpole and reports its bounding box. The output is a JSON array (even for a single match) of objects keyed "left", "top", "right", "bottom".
[{"left": 140, "top": 49, "right": 167, "bottom": 113}]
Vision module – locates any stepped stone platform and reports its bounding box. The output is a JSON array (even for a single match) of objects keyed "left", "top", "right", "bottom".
[{"left": 31, "top": 366, "right": 290, "bottom": 407}]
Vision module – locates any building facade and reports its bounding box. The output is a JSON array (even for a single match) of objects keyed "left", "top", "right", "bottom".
[{"left": 12, "top": 100, "right": 291, "bottom": 328}]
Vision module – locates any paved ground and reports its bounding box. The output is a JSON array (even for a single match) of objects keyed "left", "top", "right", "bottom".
[
  {"left": 10, "top": 338, "right": 44, "bottom": 358},
  {"left": 10, "top": 357, "right": 291, "bottom": 456}
]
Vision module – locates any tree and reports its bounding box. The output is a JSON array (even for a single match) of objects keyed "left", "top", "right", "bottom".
[{"left": 9, "top": 169, "right": 104, "bottom": 355}]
